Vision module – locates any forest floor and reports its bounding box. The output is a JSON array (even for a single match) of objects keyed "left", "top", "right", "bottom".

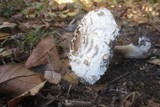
[{"left": 0, "top": 0, "right": 160, "bottom": 107}]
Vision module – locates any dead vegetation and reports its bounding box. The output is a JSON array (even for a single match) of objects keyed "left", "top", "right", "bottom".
[{"left": 0, "top": 0, "right": 160, "bottom": 107}]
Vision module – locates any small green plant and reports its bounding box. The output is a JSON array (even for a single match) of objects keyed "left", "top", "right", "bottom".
[{"left": 16, "top": 29, "right": 46, "bottom": 53}]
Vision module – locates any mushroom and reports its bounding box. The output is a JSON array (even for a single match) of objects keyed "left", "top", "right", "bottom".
[
  {"left": 69, "top": 8, "right": 119, "bottom": 84},
  {"left": 114, "top": 36, "right": 151, "bottom": 58}
]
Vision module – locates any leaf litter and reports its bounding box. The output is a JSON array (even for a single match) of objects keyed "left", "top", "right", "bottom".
[{"left": 0, "top": 0, "right": 160, "bottom": 107}]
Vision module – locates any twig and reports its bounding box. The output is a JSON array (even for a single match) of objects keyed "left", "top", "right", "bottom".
[
  {"left": 154, "top": 44, "right": 160, "bottom": 48},
  {"left": 149, "top": 23, "right": 160, "bottom": 33},
  {"left": 64, "top": 100, "right": 92, "bottom": 106},
  {"left": 105, "top": 72, "right": 129, "bottom": 88},
  {"left": 67, "top": 84, "right": 72, "bottom": 95}
]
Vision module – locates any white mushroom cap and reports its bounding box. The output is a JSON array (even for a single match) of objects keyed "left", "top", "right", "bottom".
[{"left": 69, "top": 8, "right": 119, "bottom": 84}]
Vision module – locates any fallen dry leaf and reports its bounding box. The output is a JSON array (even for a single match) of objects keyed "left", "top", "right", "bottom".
[
  {"left": 61, "top": 59, "right": 70, "bottom": 69},
  {"left": 25, "top": 36, "right": 61, "bottom": 68},
  {"left": 18, "top": 20, "right": 36, "bottom": 31},
  {"left": 44, "top": 47, "right": 65, "bottom": 84},
  {"left": 0, "top": 22, "right": 16, "bottom": 29},
  {"left": 0, "top": 64, "right": 45, "bottom": 97},
  {"left": 44, "top": 70, "right": 61, "bottom": 84},
  {"left": 122, "top": 92, "right": 141, "bottom": 107},
  {"left": 63, "top": 72, "right": 78, "bottom": 86},
  {"left": 61, "top": 59, "right": 78, "bottom": 86},
  {"left": 11, "top": 13, "right": 23, "bottom": 21},
  {"left": 0, "top": 17, "right": 7, "bottom": 23},
  {"left": 25, "top": 36, "right": 64, "bottom": 84},
  {"left": 0, "top": 33, "right": 10, "bottom": 40},
  {"left": 90, "top": 84, "right": 106, "bottom": 92},
  {"left": 0, "top": 48, "right": 12, "bottom": 58},
  {"left": 148, "top": 58, "right": 160, "bottom": 66},
  {"left": 60, "top": 32, "right": 73, "bottom": 57},
  {"left": 8, "top": 81, "right": 46, "bottom": 107},
  {"left": 18, "top": 23, "right": 30, "bottom": 32},
  {"left": 147, "top": 99, "right": 160, "bottom": 107},
  {"left": 47, "top": 47, "right": 62, "bottom": 73},
  {"left": 10, "top": 33, "right": 26, "bottom": 40},
  {"left": 32, "top": 23, "right": 50, "bottom": 29},
  {"left": 54, "top": 0, "right": 75, "bottom": 4},
  {"left": 58, "top": 3, "right": 66, "bottom": 10},
  {"left": 66, "top": 9, "right": 80, "bottom": 17}
]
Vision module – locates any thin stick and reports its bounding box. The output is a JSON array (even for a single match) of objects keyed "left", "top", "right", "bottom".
[
  {"left": 105, "top": 72, "right": 129, "bottom": 88},
  {"left": 64, "top": 100, "right": 92, "bottom": 106}
]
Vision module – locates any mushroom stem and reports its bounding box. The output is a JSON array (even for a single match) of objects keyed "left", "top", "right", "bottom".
[{"left": 114, "top": 36, "right": 151, "bottom": 58}]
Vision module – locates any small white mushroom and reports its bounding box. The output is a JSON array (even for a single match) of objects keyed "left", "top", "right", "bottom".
[
  {"left": 114, "top": 36, "right": 151, "bottom": 58},
  {"left": 69, "top": 8, "right": 119, "bottom": 84}
]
